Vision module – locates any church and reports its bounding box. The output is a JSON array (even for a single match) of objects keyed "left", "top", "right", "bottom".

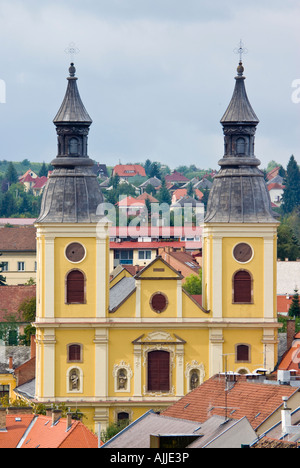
[{"left": 34, "top": 60, "right": 279, "bottom": 431}]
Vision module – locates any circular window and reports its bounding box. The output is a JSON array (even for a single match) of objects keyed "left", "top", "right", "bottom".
[
  {"left": 65, "top": 243, "right": 86, "bottom": 263},
  {"left": 233, "top": 243, "right": 253, "bottom": 263},
  {"left": 150, "top": 293, "right": 168, "bottom": 314}
]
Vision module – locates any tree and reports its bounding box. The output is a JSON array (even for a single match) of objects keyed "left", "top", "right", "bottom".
[
  {"left": 0, "top": 253, "right": 6, "bottom": 286},
  {"left": 289, "top": 289, "right": 300, "bottom": 318},
  {"left": 149, "top": 162, "right": 161, "bottom": 179},
  {"left": 277, "top": 223, "right": 300, "bottom": 261},
  {"left": 282, "top": 155, "right": 300, "bottom": 214},
  {"left": 18, "top": 296, "right": 36, "bottom": 345},
  {"left": 5, "top": 162, "right": 18, "bottom": 185},
  {"left": 144, "top": 159, "right": 152, "bottom": 177},
  {"left": 39, "top": 162, "right": 48, "bottom": 177},
  {"left": 183, "top": 271, "right": 202, "bottom": 295},
  {"left": 157, "top": 177, "right": 171, "bottom": 205}
]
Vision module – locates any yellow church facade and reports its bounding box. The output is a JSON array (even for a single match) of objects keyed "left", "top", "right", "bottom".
[{"left": 34, "top": 61, "right": 279, "bottom": 432}]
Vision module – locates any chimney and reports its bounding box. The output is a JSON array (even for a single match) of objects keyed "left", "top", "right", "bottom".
[
  {"left": 287, "top": 319, "right": 296, "bottom": 351},
  {"left": 46, "top": 407, "right": 53, "bottom": 417},
  {"left": 0, "top": 408, "right": 6, "bottom": 431},
  {"left": 8, "top": 356, "right": 13, "bottom": 370},
  {"left": 30, "top": 334, "right": 36, "bottom": 359},
  {"left": 281, "top": 397, "right": 292, "bottom": 435},
  {"left": 66, "top": 412, "right": 73, "bottom": 431},
  {"left": 52, "top": 409, "right": 62, "bottom": 425},
  {"left": 6, "top": 407, "right": 33, "bottom": 415}
]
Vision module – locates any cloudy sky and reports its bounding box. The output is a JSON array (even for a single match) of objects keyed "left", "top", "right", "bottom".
[{"left": 0, "top": 0, "right": 299, "bottom": 170}]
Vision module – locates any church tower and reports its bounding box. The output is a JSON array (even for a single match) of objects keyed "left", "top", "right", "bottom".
[
  {"left": 202, "top": 60, "right": 279, "bottom": 375},
  {"left": 34, "top": 64, "right": 110, "bottom": 425}
]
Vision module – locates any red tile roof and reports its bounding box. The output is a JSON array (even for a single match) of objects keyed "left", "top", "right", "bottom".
[
  {"left": 20, "top": 415, "right": 99, "bottom": 448},
  {"left": 0, "top": 285, "right": 36, "bottom": 321},
  {"left": 0, "top": 413, "right": 100, "bottom": 448},
  {"left": 113, "top": 164, "right": 146, "bottom": 178},
  {"left": 277, "top": 333, "right": 300, "bottom": 375},
  {"left": 165, "top": 171, "right": 190, "bottom": 183},
  {"left": 0, "top": 226, "right": 36, "bottom": 251},
  {"left": 136, "top": 193, "right": 159, "bottom": 203},
  {"left": 0, "top": 415, "right": 35, "bottom": 448},
  {"left": 277, "top": 295, "right": 293, "bottom": 314},
  {"left": 163, "top": 374, "right": 298, "bottom": 430}
]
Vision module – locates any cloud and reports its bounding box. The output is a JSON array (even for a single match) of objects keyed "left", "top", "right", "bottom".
[{"left": 0, "top": 0, "right": 299, "bottom": 169}]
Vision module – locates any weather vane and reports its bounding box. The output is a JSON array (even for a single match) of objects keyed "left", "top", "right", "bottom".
[
  {"left": 234, "top": 40, "right": 248, "bottom": 62},
  {"left": 65, "top": 42, "right": 80, "bottom": 62}
]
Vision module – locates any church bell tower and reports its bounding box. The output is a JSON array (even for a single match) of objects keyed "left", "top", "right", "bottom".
[
  {"left": 34, "top": 64, "right": 110, "bottom": 422},
  {"left": 202, "top": 60, "right": 279, "bottom": 375}
]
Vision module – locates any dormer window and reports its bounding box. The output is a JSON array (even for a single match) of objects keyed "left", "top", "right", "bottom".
[{"left": 69, "top": 138, "right": 79, "bottom": 155}]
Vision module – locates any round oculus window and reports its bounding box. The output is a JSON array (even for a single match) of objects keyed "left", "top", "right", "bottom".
[
  {"left": 150, "top": 293, "right": 168, "bottom": 314},
  {"left": 233, "top": 243, "right": 253, "bottom": 263},
  {"left": 65, "top": 243, "right": 86, "bottom": 263}
]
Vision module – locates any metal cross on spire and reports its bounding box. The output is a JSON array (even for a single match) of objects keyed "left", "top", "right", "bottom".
[
  {"left": 64, "top": 42, "right": 80, "bottom": 62},
  {"left": 234, "top": 40, "right": 248, "bottom": 62}
]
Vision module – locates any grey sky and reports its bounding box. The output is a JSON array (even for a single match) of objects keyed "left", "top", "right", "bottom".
[{"left": 0, "top": 0, "right": 299, "bottom": 170}]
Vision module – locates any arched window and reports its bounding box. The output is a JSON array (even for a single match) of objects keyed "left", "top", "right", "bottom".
[
  {"left": 69, "top": 138, "right": 79, "bottom": 155},
  {"left": 66, "top": 270, "right": 85, "bottom": 304},
  {"left": 236, "top": 137, "right": 246, "bottom": 155},
  {"left": 147, "top": 350, "right": 170, "bottom": 392},
  {"left": 236, "top": 344, "right": 250, "bottom": 362},
  {"left": 233, "top": 270, "right": 252, "bottom": 303},
  {"left": 68, "top": 344, "right": 82, "bottom": 362}
]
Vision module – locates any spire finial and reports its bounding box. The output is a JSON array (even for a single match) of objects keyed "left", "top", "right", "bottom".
[
  {"left": 64, "top": 42, "right": 80, "bottom": 62},
  {"left": 234, "top": 39, "right": 248, "bottom": 63}
]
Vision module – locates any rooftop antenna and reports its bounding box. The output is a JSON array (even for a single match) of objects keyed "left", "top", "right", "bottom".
[
  {"left": 221, "top": 353, "right": 235, "bottom": 422},
  {"left": 65, "top": 42, "right": 80, "bottom": 63},
  {"left": 234, "top": 39, "right": 248, "bottom": 63}
]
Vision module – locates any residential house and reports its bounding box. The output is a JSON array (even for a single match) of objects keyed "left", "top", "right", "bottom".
[
  {"left": 162, "top": 373, "right": 300, "bottom": 437},
  {"left": 139, "top": 176, "right": 161, "bottom": 194},
  {"left": 267, "top": 182, "right": 285, "bottom": 206},
  {"left": 158, "top": 247, "right": 200, "bottom": 282},
  {"left": 92, "top": 163, "right": 109, "bottom": 179},
  {"left": 113, "top": 164, "right": 146, "bottom": 181},
  {"left": 19, "top": 170, "right": 48, "bottom": 194},
  {"left": 277, "top": 261, "right": 300, "bottom": 293},
  {"left": 165, "top": 171, "right": 190, "bottom": 186},
  {"left": 0, "top": 408, "right": 99, "bottom": 448},
  {"left": 0, "top": 227, "right": 37, "bottom": 284},
  {"left": 101, "top": 410, "right": 257, "bottom": 449}
]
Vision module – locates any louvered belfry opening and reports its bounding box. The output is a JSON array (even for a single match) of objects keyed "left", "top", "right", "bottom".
[
  {"left": 233, "top": 270, "right": 252, "bottom": 303},
  {"left": 67, "top": 270, "right": 85, "bottom": 304},
  {"left": 147, "top": 350, "right": 170, "bottom": 392}
]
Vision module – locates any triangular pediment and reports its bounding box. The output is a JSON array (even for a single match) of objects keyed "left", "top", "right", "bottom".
[{"left": 135, "top": 256, "right": 183, "bottom": 280}]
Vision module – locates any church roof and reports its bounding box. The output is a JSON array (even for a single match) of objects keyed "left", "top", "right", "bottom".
[
  {"left": 220, "top": 62, "right": 259, "bottom": 124},
  {"left": 53, "top": 63, "right": 92, "bottom": 124},
  {"left": 36, "top": 64, "right": 104, "bottom": 224}
]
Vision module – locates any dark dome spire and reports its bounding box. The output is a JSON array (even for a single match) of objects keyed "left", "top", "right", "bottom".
[
  {"left": 53, "top": 63, "right": 92, "bottom": 124},
  {"left": 205, "top": 61, "right": 277, "bottom": 224},
  {"left": 220, "top": 62, "right": 259, "bottom": 125},
  {"left": 36, "top": 64, "right": 104, "bottom": 224}
]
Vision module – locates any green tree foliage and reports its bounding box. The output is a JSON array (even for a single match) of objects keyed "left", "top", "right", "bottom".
[
  {"left": 282, "top": 155, "right": 300, "bottom": 214},
  {"left": 277, "top": 223, "right": 300, "bottom": 261},
  {"left": 0, "top": 253, "right": 6, "bottom": 286},
  {"left": 182, "top": 271, "right": 202, "bottom": 295},
  {"left": 157, "top": 177, "right": 171, "bottom": 205},
  {"left": 18, "top": 296, "right": 36, "bottom": 346},
  {"left": 289, "top": 289, "right": 300, "bottom": 318},
  {"left": 5, "top": 162, "right": 18, "bottom": 185},
  {"left": 39, "top": 161, "right": 48, "bottom": 177}
]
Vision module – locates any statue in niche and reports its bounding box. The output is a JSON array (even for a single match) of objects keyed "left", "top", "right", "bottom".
[
  {"left": 117, "top": 369, "right": 128, "bottom": 391},
  {"left": 190, "top": 370, "right": 200, "bottom": 390},
  {"left": 69, "top": 369, "right": 80, "bottom": 391}
]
